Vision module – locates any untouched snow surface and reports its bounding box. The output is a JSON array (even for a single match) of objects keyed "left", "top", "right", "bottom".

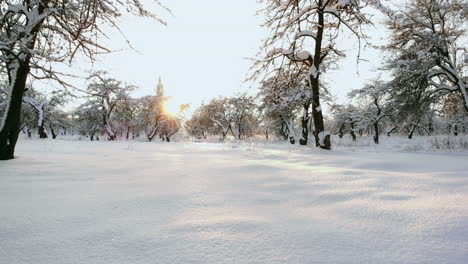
[{"left": 1, "top": 140, "right": 468, "bottom": 264}]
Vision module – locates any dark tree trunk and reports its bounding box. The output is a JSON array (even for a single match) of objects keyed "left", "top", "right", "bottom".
[
  {"left": 309, "top": 2, "right": 330, "bottom": 150},
  {"left": 338, "top": 123, "right": 344, "bottom": 138},
  {"left": 289, "top": 136, "right": 295, "bottom": 145},
  {"left": 299, "top": 103, "right": 310, "bottom": 146},
  {"left": 126, "top": 126, "right": 131, "bottom": 140},
  {"left": 408, "top": 125, "right": 417, "bottom": 139},
  {"left": 90, "top": 133, "right": 95, "bottom": 141},
  {"left": 0, "top": 3, "right": 45, "bottom": 160},
  {"left": 38, "top": 123, "right": 48, "bottom": 138},
  {"left": 0, "top": 63, "right": 32, "bottom": 160},
  {"left": 387, "top": 126, "right": 398, "bottom": 136},
  {"left": 350, "top": 122, "right": 357, "bottom": 141},
  {"left": 50, "top": 127, "right": 57, "bottom": 139},
  {"left": 373, "top": 122, "right": 379, "bottom": 144},
  {"left": 454, "top": 124, "right": 458, "bottom": 136}
]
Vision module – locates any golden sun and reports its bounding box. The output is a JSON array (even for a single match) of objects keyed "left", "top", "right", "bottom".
[{"left": 163, "top": 98, "right": 180, "bottom": 116}]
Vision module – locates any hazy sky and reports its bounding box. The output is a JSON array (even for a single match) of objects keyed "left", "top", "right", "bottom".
[{"left": 51, "top": 0, "right": 386, "bottom": 114}]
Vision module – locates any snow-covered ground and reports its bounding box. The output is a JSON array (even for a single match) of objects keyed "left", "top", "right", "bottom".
[{"left": 1, "top": 139, "right": 468, "bottom": 264}]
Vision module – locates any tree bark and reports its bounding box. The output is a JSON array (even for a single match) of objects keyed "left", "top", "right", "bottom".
[
  {"left": 338, "top": 123, "right": 344, "bottom": 138},
  {"left": 50, "top": 126, "right": 57, "bottom": 139},
  {"left": 0, "top": 62, "right": 31, "bottom": 160},
  {"left": 38, "top": 121, "right": 48, "bottom": 138},
  {"left": 387, "top": 126, "right": 398, "bottom": 136},
  {"left": 350, "top": 122, "right": 357, "bottom": 141},
  {"left": 309, "top": 3, "right": 330, "bottom": 150},
  {"left": 299, "top": 103, "right": 310, "bottom": 145},
  {"left": 408, "top": 125, "right": 417, "bottom": 139},
  {"left": 373, "top": 122, "right": 379, "bottom": 144},
  {"left": 0, "top": 3, "right": 45, "bottom": 160}
]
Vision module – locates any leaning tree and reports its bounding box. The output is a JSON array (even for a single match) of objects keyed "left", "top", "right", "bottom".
[{"left": 0, "top": 0, "right": 168, "bottom": 159}]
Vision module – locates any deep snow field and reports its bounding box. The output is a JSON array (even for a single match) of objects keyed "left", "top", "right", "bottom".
[{"left": 1, "top": 138, "right": 468, "bottom": 264}]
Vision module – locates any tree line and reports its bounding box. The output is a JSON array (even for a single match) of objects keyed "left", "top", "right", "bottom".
[
  {"left": 2, "top": 73, "right": 187, "bottom": 143},
  {"left": 0, "top": 0, "right": 467, "bottom": 160}
]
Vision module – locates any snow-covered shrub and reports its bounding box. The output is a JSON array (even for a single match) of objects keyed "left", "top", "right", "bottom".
[{"left": 430, "top": 136, "right": 468, "bottom": 151}]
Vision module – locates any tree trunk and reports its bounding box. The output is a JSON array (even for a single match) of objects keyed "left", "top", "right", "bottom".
[
  {"left": 126, "top": 126, "right": 131, "bottom": 140},
  {"left": 454, "top": 124, "right": 458, "bottom": 136},
  {"left": 289, "top": 136, "right": 295, "bottom": 145},
  {"left": 350, "top": 122, "right": 357, "bottom": 141},
  {"left": 50, "top": 127, "right": 57, "bottom": 139},
  {"left": 373, "top": 122, "right": 379, "bottom": 144},
  {"left": 299, "top": 103, "right": 310, "bottom": 146},
  {"left": 0, "top": 62, "right": 31, "bottom": 160},
  {"left": 338, "top": 123, "right": 344, "bottom": 138},
  {"left": 0, "top": 3, "right": 45, "bottom": 160},
  {"left": 309, "top": 2, "right": 330, "bottom": 150},
  {"left": 38, "top": 123, "right": 48, "bottom": 138},
  {"left": 387, "top": 126, "right": 397, "bottom": 136},
  {"left": 408, "top": 125, "right": 417, "bottom": 139}
]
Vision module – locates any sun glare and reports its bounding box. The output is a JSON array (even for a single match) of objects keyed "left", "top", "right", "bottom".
[{"left": 163, "top": 99, "right": 180, "bottom": 116}]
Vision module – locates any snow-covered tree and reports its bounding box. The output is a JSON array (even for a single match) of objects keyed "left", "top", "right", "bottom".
[
  {"left": 348, "top": 79, "right": 390, "bottom": 143},
  {"left": 253, "top": 0, "right": 373, "bottom": 149},
  {"left": 258, "top": 68, "right": 313, "bottom": 144},
  {"left": 229, "top": 95, "right": 257, "bottom": 140},
  {"left": 75, "top": 101, "right": 102, "bottom": 141},
  {"left": 134, "top": 79, "right": 168, "bottom": 141},
  {"left": 382, "top": 0, "right": 467, "bottom": 113},
  {"left": 330, "top": 104, "right": 364, "bottom": 141},
  {"left": 159, "top": 104, "right": 189, "bottom": 142},
  {"left": 439, "top": 93, "right": 468, "bottom": 135},
  {"left": 187, "top": 96, "right": 257, "bottom": 141},
  {"left": 84, "top": 72, "right": 135, "bottom": 140},
  {"left": 0, "top": 0, "right": 168, "bottom": 159},
  {"left": 22, "top": 88, "right": 67, "bottom": 139}
]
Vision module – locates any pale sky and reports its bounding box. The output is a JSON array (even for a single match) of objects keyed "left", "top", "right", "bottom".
[{"left": 44, "top": 0, "right": 387, "bottom": 115}]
